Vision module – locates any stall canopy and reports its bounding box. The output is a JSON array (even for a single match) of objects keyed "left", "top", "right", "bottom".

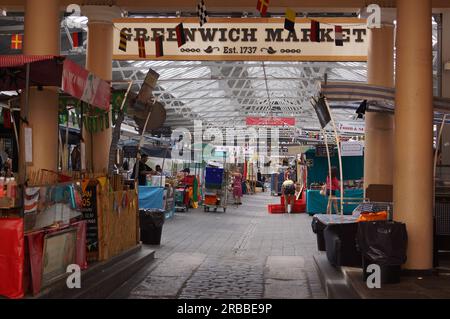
[
  {"left": 0, "top": 55, "right": 110, "bottom": 111},
  {"left": 321, "top": 81, "right": 450, "bottom": 121}
]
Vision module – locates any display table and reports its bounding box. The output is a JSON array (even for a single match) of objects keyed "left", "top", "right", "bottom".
[
  {"left": 138, "top": 186, "right": 174, "bottom": 220},
  {"left": 306, "top": 189, "right": 363, "bottom": 216}
]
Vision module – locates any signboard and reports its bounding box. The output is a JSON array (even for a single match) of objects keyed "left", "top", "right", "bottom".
[
  {"left": 313, "top": 96, "right": 332, "bottom": 129},
  {"left": 338, "top": 121, "right": 365, "bottom": 134},
  {"left": 136, "top": 68, "right": 160, "bottom": 105},
  {"left": 42, "top": 229, "right": 77, "bottom": 287},
  {"left": 81, "top": 185, "right": 99, "bottom": 260},
  {"left": 246, "top": 117, "right": 295, "bottom": 126},
  {"left": 286, "top": 145, "right": 304, "bottom": 156},
  {"left": 341, "top": 141, "right": 364, "bottom": 157},
  {"left": 315, "top": 144, "right": 336, "bottom": 157},
  {"left": 61, "top": 59, "right": 111, "bottom": 111},
  {"left": 113, "top": 18, "right": 368, "bottom": 61}
]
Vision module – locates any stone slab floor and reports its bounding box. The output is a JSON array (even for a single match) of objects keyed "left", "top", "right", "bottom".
[{"left": 110, "top": 192, "right": 326, "bottom": 299}]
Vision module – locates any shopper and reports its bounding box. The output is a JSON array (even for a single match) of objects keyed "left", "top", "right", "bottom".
[
  {"left": 325, "top": 167, "right": 340, "bottom": 214},
  {"left": 3, "top": 148, "right": 13, "bottom": 177},
  {"left": 232, "top": 168, "right": 243, "bottom": 205},
  {"left": 282, "top": 178, "right": 295, "bottom": 213},
  {"left": 70, "top": 144, "right": 81, "bottom": 171},
  {"left": 257, "top": 169, "right": 265, "bottom": 191},
  {"left": 131, "top": 153, "right": 153, "bottom": 186},
  {"left": 284, "top": 167, "right": 292, "bottom": 181}
]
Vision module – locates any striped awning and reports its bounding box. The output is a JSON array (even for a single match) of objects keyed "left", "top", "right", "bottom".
[
  {"left": 321, "top": 81, "right": 450, "bottom": 114},
  {"left": 0, "top": 55, "right": 59, "bottom": 68}
]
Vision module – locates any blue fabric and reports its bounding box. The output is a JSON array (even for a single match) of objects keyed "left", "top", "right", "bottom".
[
  {"left": 306, "top": 189, "right": 364, "bottom": 216},
  {"left": 139, "top": 186, "right": 165, "bottom": 210},
  {"left": 205, "top": 167, "right": 224, "bottom": 185}
]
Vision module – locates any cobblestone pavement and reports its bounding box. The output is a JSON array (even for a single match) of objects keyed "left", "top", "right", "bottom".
[{"left": 115, "top": 192, "right": 325, "bottom": 299}]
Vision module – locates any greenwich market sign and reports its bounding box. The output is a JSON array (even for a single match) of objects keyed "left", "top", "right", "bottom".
[{"left": 113, "top": 18, "right": 368, "bottom": 62}]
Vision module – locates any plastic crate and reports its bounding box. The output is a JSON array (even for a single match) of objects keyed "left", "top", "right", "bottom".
[
  {"left": 204, "top": 195, "right": 217, "bottom": 205},
  {"left": 268, "top": 204, "right": 285, "bottom": 214}
]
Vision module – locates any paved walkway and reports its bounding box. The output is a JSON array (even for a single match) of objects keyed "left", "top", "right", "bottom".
[{"left": 112, "top": 192, "right": 325, "bottom": 299}]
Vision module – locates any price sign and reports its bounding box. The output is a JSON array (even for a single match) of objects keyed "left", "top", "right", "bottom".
[{"left": 81, "top": 184, "right": 99, "bottom": 259}]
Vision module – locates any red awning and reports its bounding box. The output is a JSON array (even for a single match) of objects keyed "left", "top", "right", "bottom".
[
  {"left": 0, "top": 55, "right": 58, "bottom": 68},
  {"left": 0, "top": 55, "right": 110, "bottom": 111},
  {"left": 0, "top": 55, "right": 64, "bottom": 91}
]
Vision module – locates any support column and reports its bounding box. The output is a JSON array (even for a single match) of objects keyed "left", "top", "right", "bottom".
[
  {"left": 395, "top": 0, "right": 433, "bottom": 271},
  {"left": 82, "top": 6, "right": 121, "bottom": 173},
  {"left": 20, "top": 0, "right": 60, "bottom": 177},
  {"left": 364, "top": 13, "right": 395, "bottom": 191}
]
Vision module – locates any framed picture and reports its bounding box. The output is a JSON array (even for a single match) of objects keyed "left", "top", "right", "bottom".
[{"left": 41, "top": 228, "right": 77, "bottom": 287}]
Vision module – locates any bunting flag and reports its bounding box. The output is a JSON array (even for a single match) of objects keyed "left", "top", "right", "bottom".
[
  {"left": 175, "top": 23, "right": 186, "bottom": 47},
  {"left": 24, "top": 187, "right": 40, "bottom": 214},
  {"left": 3, "top": 109, "right": 11, "bottom": 129},
  {"left": 284, "top": 8, "right": 296, "bottom": 32},
  {"left": 81, "top": 179, "right": 89, "bottom": 193},
  {"left": 122, "top": 192, "right": 128, "bottom": 209},
  {"left": 310, "top": 20, "right": 321, "bottom": 42},
  {"left": 197, "top": 0, "right": 208, "bottom": 27},
  {"left": 97, "top": 176, "right": 107, "bottom": 190},
  {"left": 72, "top": 31, "right": 83, "bottom": 48},
  {"left": 119, "top": 30, "right": 128, "bottom": 52},
  {"left": 155, "top": 35, "right": 164, "bottom": 58},
  {"left": 256, "top": 0, "right": 269, "bottom": 16},
  {"left": 138, "top": 37, "right": 146, "bottom": 58},
  {"left": 10, "top": 34, "right": 22, "bottom": 50},
  {"left": 113, "top": 193, "right": 119, "bottom": 212},
  {"left": 335, "top": 25, "right": 343, "bottom": 46}
]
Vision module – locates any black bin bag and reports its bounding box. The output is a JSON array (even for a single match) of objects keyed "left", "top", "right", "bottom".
[
  {"left": 139, "top": 209, "right": 166, "bottom": 245},
  {"left": 311, "top": 217, "right": 327, "bottom": 251},
  {"left": 357, "top": 221, "right": 408, "bottom": 284}
]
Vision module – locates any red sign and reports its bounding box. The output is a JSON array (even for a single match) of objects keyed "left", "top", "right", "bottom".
[
  {"left": 246, "top": 117, "right": 295, "bottom": 126},
  {"left": 61, "top": 60, "right": 111, "bottom": 111}
]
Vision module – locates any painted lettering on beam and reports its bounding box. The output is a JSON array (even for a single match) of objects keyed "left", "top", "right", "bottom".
[{"left": 113, "top": 18, "right": 368, "bottom": 61}]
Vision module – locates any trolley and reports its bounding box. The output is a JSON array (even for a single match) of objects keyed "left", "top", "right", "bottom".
[
  {"left": 174, "top": 186, "right": 189, "bottom": 212},
  {"left": 203, "top": 167, "right": 228, "bottom": 213}
]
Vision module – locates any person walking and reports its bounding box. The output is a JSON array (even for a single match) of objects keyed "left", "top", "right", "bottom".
[{"left": 232, "top": 168, "right": 243, "bottom": 205}]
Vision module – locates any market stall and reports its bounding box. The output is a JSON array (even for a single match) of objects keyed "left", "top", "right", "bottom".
[
  {"left": 0, "top": 55, "right": 138, "bottom": 299},
  {"left": 138, "top": 185, "right": 175, "bottom": 220},
  {"left": 304, "top": 147, "right": 364, "bottom": 215}
]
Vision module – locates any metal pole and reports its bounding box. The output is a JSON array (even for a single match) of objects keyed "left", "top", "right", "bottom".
[
  {"left": 134, "top": 106, "right": 153, "bottom": 190},
  {"left": 21, "top": 63, "right": 31, "bottom": 186},
  {"left": 434, "top": 114, "right": 447, "bottom": 217},
  {"left": 322, "top": 130, "right": 333, "bottom": 214},
  {"left": 324, "top": 97, "right": 344, "bottom": 215},
  {"left": 160, "top": 143, "right": 170, "bottom": 187}
]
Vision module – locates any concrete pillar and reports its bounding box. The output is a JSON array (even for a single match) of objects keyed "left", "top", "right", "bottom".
[
  {"left": 81, "top": 6, "right": 121, "bottom": 173},
  {"left": 364, "top": 19, "right": 395, "bottom": 190},
  {"left": 395, "top": 0, "right": 433, "bottom": 271},
  {"left": 20, "top": 0, "right": 60, "bottom": 177}
]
